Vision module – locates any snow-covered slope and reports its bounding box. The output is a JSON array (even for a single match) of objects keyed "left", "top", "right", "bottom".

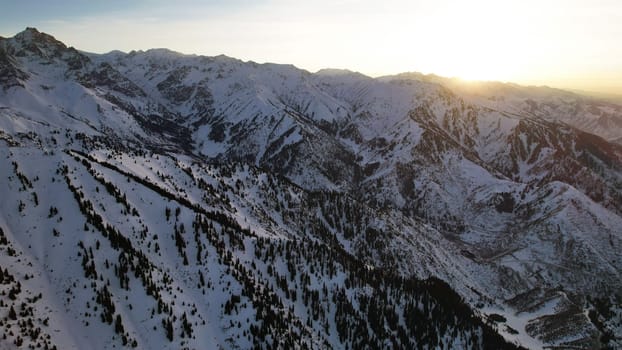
[{"left": 1, "top": 28, "right": 621, "bottom": 349}]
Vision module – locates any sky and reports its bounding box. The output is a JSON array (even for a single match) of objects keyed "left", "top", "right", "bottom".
[{"left": 1, "top": 0, "right": 621, "bottom": 94}]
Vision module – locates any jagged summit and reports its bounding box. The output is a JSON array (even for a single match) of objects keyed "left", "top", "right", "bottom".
[
  {"left": 15, "top": 26, "right": 42, "bottom": 37},
  {"left": 0, "top": 28, "right": 621, "bottom": 350},
  {"left": 315, "top": 68, "right": 365, "bottom": 76},
  {"left": 1, "top": 27, "right": 91, "bottom": 73},
  {"left": 128, "top": 47, "right": 187, "bottom": 57},
  {"left": 11, "top": 26, "right": 67, "bottom": 49}
]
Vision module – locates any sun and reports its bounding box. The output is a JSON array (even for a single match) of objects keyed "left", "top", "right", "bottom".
[
  {"left": 443, "top": 55, "right": 517, "bottom": 82},
  {"left": 402, "top": 1, "right": 528, "bottom": 83}
]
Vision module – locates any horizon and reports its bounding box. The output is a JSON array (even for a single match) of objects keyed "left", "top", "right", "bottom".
[{"left": 1, "top": 0, "right": 621, "bottom": 95}]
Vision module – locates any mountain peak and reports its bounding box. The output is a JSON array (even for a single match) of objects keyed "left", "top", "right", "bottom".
[
  {"left": 24, "top": 26, "right": 40, "bottom": 33},
  {"left": 315, "top": 68, "right": 363, "bottom": 76},
  {"left": 14, "top": 27, "right": 62, "bottom": 45},
  {"left": 127, "top": 48, "right": 186, "bottom": 58},
  {"left": 13, "top": 27, "right": 66, "bottom": 52},
  {"left": 6, "top": 27, "right": 71, "bottom": 62}
]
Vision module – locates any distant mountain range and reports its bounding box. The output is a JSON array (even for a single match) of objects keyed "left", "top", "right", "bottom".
[{"left": 1, "top": 27, "right": 621, "bottom": 349}]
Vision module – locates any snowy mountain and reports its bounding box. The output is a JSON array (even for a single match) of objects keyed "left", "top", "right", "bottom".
[
  {"left": 397, "top": 72, "right": 622, "bottom": 147},
  {"left": 1, "top": 27, "right": 621, "bottom": 349}
]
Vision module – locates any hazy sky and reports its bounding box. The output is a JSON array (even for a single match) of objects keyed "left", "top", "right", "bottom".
[{"left": 1, "top": 0, "right": 621, "bottom": 94}]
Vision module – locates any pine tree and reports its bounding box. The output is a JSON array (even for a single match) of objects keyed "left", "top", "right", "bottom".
[
  {"left": 8, "top": 305, "right": 17, "bottom": 320},
  {"left": 113, "top": 314, "right": 125, "bottom": 334},
  {"left": 165, "top": 318, "right": 174, "bottom": 341}
]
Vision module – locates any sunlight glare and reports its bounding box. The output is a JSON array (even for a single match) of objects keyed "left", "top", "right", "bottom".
[{"left": 409, "top": 0, "right": 527, "bottom": 82}]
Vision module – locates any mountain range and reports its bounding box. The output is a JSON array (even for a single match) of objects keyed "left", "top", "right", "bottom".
[{"left": 1, "top": 27, "right": 621, "bottom": 349}]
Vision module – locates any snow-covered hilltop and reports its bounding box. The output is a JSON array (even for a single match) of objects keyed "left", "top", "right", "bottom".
[{"left": 1, "top": 27, "right": 621, "bottom": 349}]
